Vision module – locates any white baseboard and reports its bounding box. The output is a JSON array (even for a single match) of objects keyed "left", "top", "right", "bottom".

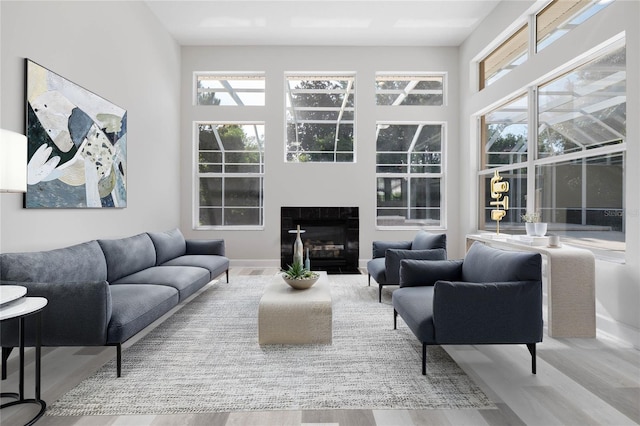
[
  {"left": 596, "top": 313, "right": 640, "bottom": 349},
  {"left": 229, "top": 259, "right": 280, "bottom": 268}
]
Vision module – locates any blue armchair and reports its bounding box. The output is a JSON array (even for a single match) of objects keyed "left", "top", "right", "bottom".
[
  {"left": 392, "top": 242, "right": 543, "bottom": 375},
  {"left": 367, "top": 231, "right": 447, "bottom": 302}
]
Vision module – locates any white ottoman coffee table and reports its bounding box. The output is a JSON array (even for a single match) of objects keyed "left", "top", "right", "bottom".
[{"left": 258, "top": 271, "right": 332, "bottom": 344}]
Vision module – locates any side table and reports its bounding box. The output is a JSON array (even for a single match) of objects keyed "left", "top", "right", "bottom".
[{"left": 0, "top": 288, "right": 48, "bottom": 426}]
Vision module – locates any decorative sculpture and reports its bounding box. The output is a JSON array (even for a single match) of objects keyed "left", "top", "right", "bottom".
[{"left": 489, "top": 170, "right": 509, "bottom": 235}]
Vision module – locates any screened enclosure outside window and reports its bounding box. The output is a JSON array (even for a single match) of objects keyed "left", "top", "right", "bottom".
[
  {"left": 481, "top": 94, "right": 528, "bottom": 168},
  {"left": 536, "top": 0, "right": 613, "bottom": 52},
  {"left": 375, "top": 74, "right": 444, "bottom": 106},
  {"left": 376, "top": 123, "right": 444, "bottom": 228},
  {"left": 196, "top": 123, "right": 265, "bottom": 228},
  {"left": 536, "top": 44, "right": 626, "bottom": 251},
  {"left": 285, "top": 74, "right": 355, "bottom": 162},
  {"left": 195, "top": 73, "right": 265, "bottom": 106},
  {"left": 478, "top": 42, "right": 626, "bottom": 254}
]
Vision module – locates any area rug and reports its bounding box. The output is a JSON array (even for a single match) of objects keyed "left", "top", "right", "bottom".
[{"left": 46, "top": 274, "right": 494, "bottom": 416}]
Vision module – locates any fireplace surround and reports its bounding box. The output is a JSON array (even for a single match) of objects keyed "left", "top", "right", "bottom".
[{"left": 281, "top": 207, "right": 359, "bottom": 274}]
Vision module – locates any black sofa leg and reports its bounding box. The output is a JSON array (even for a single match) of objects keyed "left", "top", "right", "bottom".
[
  {"left": 393, "top": 309, "right": 397, "bottom": 330},
  {"left": 225, "top": 269, "right": 229, "bottom": 283},
  {"left": 2, "top": 347, "right": 13, "bottom": 380},
  {"left": 422, "top": 343, "right": 427, "bottom": 375},
  {"left": 378, "top": 285, "right": 383, "bottom": 303},
  {"left": 527, "top": 343, "right": 536, "bottom": 374},
  {"left": 368, "top": 274, "right": 370, "bottom": 286},
  {"left": 116, "top": 343, "right": 122, "bottom": 378}
]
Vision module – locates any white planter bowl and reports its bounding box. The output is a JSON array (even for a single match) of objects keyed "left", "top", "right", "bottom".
[{"left": 282, "top": 274, "right": 319, "bottom": 290}]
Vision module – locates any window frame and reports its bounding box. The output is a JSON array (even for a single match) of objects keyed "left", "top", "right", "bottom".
[
  {"left": 284, "top": 72, "right": 356, "bottom": 163},
  {"left": 193, "top": 121, "right": 266, "bottom": 230},
  {"left": 375, "top": 121, "right": 447, "bottom": 230},
  {"left": 477, "top": 39, "right": 627, "bottom": 258},
  {"left": 375, "top": 72, "right": 446, "bottom": 106},
  {"left": 194, "top": 72, "right": 266, "bottom": 106}
]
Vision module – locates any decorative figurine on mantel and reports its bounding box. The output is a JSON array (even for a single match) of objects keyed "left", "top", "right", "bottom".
[{"left": 489, "top": 170, "right": 509, "bottom": 236}]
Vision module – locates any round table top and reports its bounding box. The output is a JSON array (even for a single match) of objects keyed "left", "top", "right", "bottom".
[
  {"left": 0, "top": 285, "right": 27, "bottom": 305},
  {"left": 0, "top": 297, "right": 48, "bottom": 321}
]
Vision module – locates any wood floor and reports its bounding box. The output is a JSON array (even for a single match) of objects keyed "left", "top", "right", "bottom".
[{"left": 2, "top": 268, "right": 639, "bottom": 426}]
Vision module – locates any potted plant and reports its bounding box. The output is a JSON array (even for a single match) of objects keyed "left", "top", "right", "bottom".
[
  {"left": 521, "top": 212, "right": 547, "bottom": 237},
  {"left": 282, "top": 261, "right": 320, "bottom": 290}
]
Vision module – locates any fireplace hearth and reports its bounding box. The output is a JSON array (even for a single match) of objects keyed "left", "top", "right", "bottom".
[{"left": 281, "top": 207, "right": 359, "bottom": 274}]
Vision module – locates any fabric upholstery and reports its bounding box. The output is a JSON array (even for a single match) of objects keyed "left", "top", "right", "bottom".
[
  {"left": 392, "top": 241, "right": 544, "bottom": 363},
  {"left": 98, "top": 233, "right": 157, "bottom": 283},
  {"left": 186, "top": 239, "right": 226, "bottom": 256},
  {"left": 371, "top": 240, "right": 411, "bottom": 259},
  {"left": 162, "top": 255, "right": 229, "bottom": 281},
  {"left": 433, "top": 280, "right": 543, "bottom": 344},
  {"left": 0, "top": 240, "right": 107, "bottom": 283},
  {"left": 392, "top": 286, "right": 436, "bottom": 343},
  {"left": 366, "top": 258, "right": 386, "bottom": 283},
  {"left": 412, "top": 231, "right": 447, "bottom": 251},
  {"left": 147, "top": 228, "right": 187, "bottom": 265},
  {"left": 0, "top": 280, "right": 111, "bottom": 347},
  {"left": 462, "top": 241, "right": 542, "bottom": 283},
  {"left": 385, "top": 248, "right": 447, "bottom": 284},
  {"left": 106, "top": 284, "right": 179, "bottom": 344},
  {"left": 112, "top": 266, "right": 210, "bottom": 301},
  {"left": 399, "top": 259, "right": 463, "bottom": 288}
]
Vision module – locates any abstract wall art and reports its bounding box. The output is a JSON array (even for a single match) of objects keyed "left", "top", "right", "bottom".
[{"left": 25, "top": 59, "right": 127, "bottom": 208}]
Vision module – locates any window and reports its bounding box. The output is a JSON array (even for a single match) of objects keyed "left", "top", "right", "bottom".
[
  {"left": 481, "top": 94, "right": 528, "bottom": 168},
  {"left": 479, "top": 23, "right": 528, "bottom": 89},
  {"left": 536, "top": 44, "right": 626, "bottom": 252},
  {"left": 478, "top": 42, "right": 626, "bottom": 255},
  {"left": 196, "top": 123, "right": 265, "bottom": 228},
  {"left": 375, "top": 74, "right": 444, "bottom": 106},
  {"left": 195, "top": 73, "right": 265, "bottom": 106},
  {"left": 285, "top": 74, "right": 355, "bottom": 162},
  {"left": 536, "top": 0, "right": 614, "bottom": 52},
  {"left": 376, "top": 123, "right": 444, "bottom": 228}
]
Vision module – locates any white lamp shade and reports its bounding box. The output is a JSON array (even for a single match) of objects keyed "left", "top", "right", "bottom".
[{"left": 0, "top": 129, "right": 28, "bottom": 193}]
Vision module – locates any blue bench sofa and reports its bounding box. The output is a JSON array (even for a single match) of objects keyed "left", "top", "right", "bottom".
[
  {"left": 0, "top": 228, "right": 229, "bottom": 377},
  {"left": 393, "top": 241, "right": 543, "bottom": 375}
]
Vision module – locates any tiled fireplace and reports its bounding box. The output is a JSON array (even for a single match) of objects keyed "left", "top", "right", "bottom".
[{"left": 280, "top": 207, "right": 360, "bottom": 274}]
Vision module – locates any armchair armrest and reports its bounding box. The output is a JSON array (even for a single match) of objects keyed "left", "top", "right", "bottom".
[
  {"left": 0, "top": 280, "right": 111, "bottom": 346},
  {"left": 432, "top": 280, "right": 543, "bottom": 344},
  {"left": 385, "top": 249, "right": 448, "bottom": 284},
  {"left": 371, "top": 240, "right": 411, "bottom": 259},
  {"left": 186, "top": 239, "right": 226, "bottom": 256}
]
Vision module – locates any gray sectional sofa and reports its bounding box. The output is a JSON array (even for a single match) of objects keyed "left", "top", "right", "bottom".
[{"left": 0, "top": 228, "right": 229, "bottom": 377}]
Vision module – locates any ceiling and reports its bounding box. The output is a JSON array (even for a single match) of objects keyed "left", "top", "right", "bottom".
[{"left": 144, "top": 0, "right": 503, "bottom": 47}]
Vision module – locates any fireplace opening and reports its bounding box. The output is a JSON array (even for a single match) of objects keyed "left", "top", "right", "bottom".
[{"left": 281, "top": 207, "right": 360, "bottom": 274}]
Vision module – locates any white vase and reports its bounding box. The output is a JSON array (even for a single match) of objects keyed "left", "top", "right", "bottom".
[
  {"left": 525, "top": 222, "right": 536, "bottom": 236},
  {"left": 293, "top": 225, "right": 304, "bottom": 265},
  {"left": 534, "top": 222, "right": 547, "bottom": 237}
]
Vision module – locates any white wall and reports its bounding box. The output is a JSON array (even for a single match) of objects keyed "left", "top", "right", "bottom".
[
  {"left": 0, "top": 1, "right": 181, "bottom": 252},
  {"left": 458, "top": 0, "right": 640, "bottom": 347},
  {"left": 179, "top": 46, "right": 462, "bottom": 265}
]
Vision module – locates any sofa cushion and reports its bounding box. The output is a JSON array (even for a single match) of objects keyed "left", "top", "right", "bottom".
[
  {"left": 98, "top": 233, "right": 157, "bottom": 283},
  {"left": 111, "top": 266, "right": 210, "bottom": 301},
  {"left": 366, "top": 257, "right": 386, "bottom": 284},
  {"left": 399, "top": 259, "right": 464, "bottom": 288},
  {"left": 462, "top": 242, "right": 542, "bottom": 283},
  {"left": 412, "top": 231, "right": 447, "bottom": 251},
  {"left": 385, "top": 248, "right": 447, "bottom": 284},
  {"left": 162, "top": 255, "right": 229, "bottom": 281},
  {"left": 106, "top": 284, "right": 179, "bottom": 344},
  {"left": 147, "top": 228, "right": 187, "bottom": 265},
  {"left": 392, "top": 286, "right": 436, "bottom": 344},
  {"left": 0, "top": 240, "right": 107, "bottom": 283}
]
